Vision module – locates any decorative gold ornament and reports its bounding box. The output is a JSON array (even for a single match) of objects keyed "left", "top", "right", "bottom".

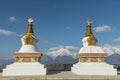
[
  {"left": 85, "top": 19, "right": 93, "bottom": 36},
  {"left": 85, "top": 19, "right": 98, "bottom": 46},
  {"left": 23, "top": 17, "right": 35, "bottom": 45},
  {"left": 23, "top": 34, "right": 35, "bottom": 45},
  {"left": 26, "top": 17, "right": 34, "bottom": 33},
  {"left": 87, "top": 18, "right": 91, "bottom": 26},
  {"left": 87, "top": 36, "right": 97, "bottom": 46},
  {"left": 28, "top": 17, "right": 33, "bottom": 23}
]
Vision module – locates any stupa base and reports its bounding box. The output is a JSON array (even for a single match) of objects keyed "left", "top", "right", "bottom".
[
  {"left": 3, "top": 62, "right": 46, "bottom": 76},
  {"left": 71, "top": 62, "right": 117, "bottom": 75}
]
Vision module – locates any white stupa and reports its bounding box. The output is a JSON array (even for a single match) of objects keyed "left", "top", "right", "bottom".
[
  {"left": 3, "top": 18, "right": 46, "bottom": 76},
  {"left": 71, "top": 19, "right": 117, "bottom": 75}
]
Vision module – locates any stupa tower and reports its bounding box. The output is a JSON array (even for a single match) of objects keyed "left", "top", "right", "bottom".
[
  {"left": 14, "top": 18, "right": 41, "bottom": 62},
  {"left": 71, "top": 19, "right": 117, "bottom": 75},
  {"left": 3, "top": 18, "right": 46, "bottom": 76}
]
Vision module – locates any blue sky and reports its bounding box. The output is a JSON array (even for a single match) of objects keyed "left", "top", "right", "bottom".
[{"left": 0, "top": 0, "right": 120, "bottom": 58}]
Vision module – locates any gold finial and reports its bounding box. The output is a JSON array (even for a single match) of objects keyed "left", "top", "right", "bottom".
[
  {"left": 26, "top": 17, "right": 34, "bottom": 33},
  {"left": 85, "top": 18, "right": 92, "bottom": 36},
  {"left": 87, "top": 18, "right": 91, "bottom": 26},
  {"left": 28, "top": 17, "right": 33, "bottom": 23}
]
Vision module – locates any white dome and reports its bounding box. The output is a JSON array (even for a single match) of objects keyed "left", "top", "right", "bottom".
[
  {"left": 18, "top": 33, "right": 40, "bottom": 53},
  {"left": 79, "top": 46, "right": 105, "bottom": 53},
  {"left": 19, "top": 45, "right": 39, "bottom": 52},
  {"left": 82, "top": 37, "right": 89, "bottom": 47}
]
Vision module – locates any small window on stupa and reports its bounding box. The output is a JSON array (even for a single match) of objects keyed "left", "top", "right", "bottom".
[{"left": 26, "top": 38, "right": 31, "bottom": 44}]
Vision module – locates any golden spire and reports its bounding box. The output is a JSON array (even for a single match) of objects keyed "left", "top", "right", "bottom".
[
  {"left": 85, "top": 19, "right": 98, "bottom": 46},
  {"left": 85, "top": 18, "right": 93, "bottom": 36},
  {"left": 26, "top": 17, "right": 34, "bottom": 34}
]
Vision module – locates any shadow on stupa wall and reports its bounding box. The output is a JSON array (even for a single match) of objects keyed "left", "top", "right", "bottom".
[
  {"left": 45, "top": 64, "right": 73, "bottom": 72},
  {"left": 47, "top": 70, "right": 62, "bottom": 75}
]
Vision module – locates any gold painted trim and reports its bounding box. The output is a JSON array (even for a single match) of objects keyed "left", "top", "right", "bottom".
[
  {"left": 87, "top": 36, "right": 97, "bottom": 46},
  {"left": 23, "top": 33, "right": 35, "bottom": 45}
]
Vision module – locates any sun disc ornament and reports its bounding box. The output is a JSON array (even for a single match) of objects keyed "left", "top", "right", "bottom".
[{"left": 28, "top": 17, "right": 33, "bottom": 23}]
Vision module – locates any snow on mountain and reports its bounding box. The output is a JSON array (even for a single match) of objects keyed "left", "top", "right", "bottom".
[
  {"left": 102, "top": 44, "right": 120, "bottom": 55},
  {"left": 41, "top": 45, "right": 120, "bottom": 65},
  {"left": 48, "top": 47, "right": 76, "bottom": 59},
  {"left": 101, "top": 44, "right": 120, "bottom": 64},
  {"left": 41, "top": 46, "right": 79, "bottom": 64},
  {"left": 1, "top": 44, "right": 120, "bottom": 65}
]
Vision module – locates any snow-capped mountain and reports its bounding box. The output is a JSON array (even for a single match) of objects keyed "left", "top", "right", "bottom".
[
  {"left": 41, "top": 46, "right": 79, "bottom": 64},
  {"left": 48, "top": 47, "right": 76, "bottom": 59},
  {"left": 1, "top": 45, "right": 120, "bottom": 65}
]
